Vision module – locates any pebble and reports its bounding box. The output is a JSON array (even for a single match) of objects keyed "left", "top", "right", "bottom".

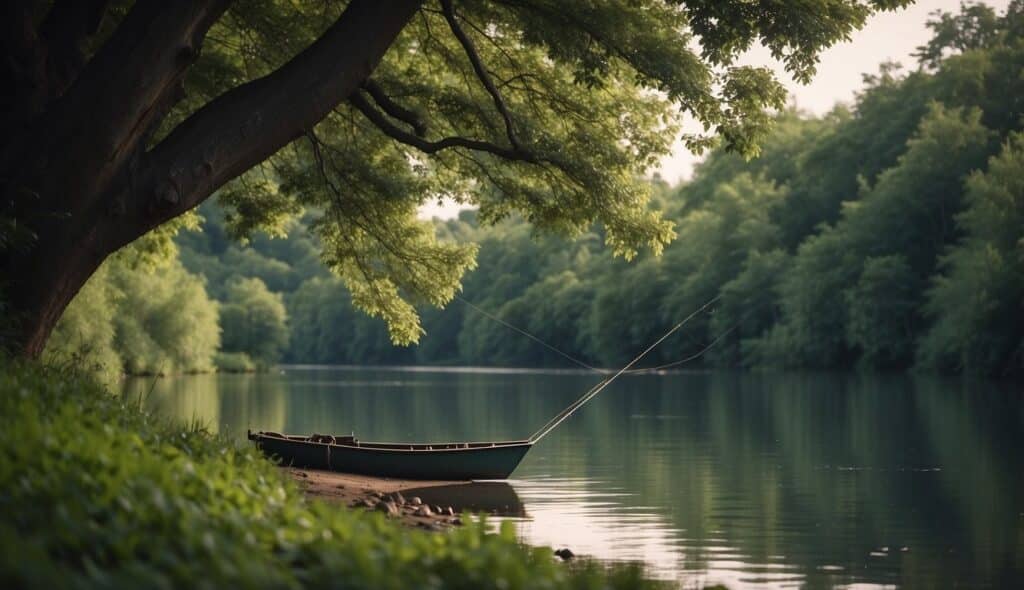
[
  {"left": 359, "top": 498, "right": 376, "bottom": 509},
  {"left": 409, "top": 496, "right": 422, "bottom": 506},
  {"left": 376, "top": 501, "right": 400, "bottom": 516},
  {"left": 444, "top": 506, "right": 455, "bottom": 516},
  {"left": 415, "top": 505, "right": 433, "bottom": 517}
]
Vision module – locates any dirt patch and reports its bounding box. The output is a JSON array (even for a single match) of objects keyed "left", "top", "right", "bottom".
[{"left": 284, "top": 467, "right": 469, "bottom": 530}]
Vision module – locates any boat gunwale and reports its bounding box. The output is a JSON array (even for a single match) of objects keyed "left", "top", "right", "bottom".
[{"left": 250, "top": 432, "right": 532, "bottom": 454}]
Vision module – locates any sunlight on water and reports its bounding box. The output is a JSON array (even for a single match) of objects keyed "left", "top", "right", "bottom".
[{"left": 126, "top": 366, "right": 1024, "bottom": 588}]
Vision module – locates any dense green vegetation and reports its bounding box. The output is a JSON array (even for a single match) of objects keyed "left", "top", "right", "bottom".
[
  {"left": 0, "top": 361, "right": 662, "bottom": 589},
  {"left": 45, "top": 2, "right": 1023, "bottom": 378},
  {"left": 223, "top": 3, "right": 1024, "bottom": 376},
  {"left": 44, "top": 239, "right": 221, "bottom": 380},
  {"left": 9, "top": 0, "right": 895, "bottom": 358}
]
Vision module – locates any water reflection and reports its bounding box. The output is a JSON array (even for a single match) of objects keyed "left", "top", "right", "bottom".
[
  {"left": 125, "top": 367, "right": 1024, "bottom": 588},
  {"left": 405, "top": 482, "right": 526, "bottom": 516}
]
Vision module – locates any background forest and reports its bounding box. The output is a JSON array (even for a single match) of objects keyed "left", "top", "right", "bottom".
[{"left": 47, "top": 3, "right": 1024, "bottom": 378}]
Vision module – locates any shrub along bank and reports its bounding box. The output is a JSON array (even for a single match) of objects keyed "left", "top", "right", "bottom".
[{"left": 0, "top": 361, "right": 659, "bottom": 589}]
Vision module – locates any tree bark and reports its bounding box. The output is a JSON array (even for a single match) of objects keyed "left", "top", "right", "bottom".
[{"left": 1, "top": 0, "right": 424, "bottom": 358}]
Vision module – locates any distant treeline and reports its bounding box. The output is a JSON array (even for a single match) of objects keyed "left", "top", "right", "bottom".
[{"left": 47, "top": 3, "right": 1023, "bottom": 377}]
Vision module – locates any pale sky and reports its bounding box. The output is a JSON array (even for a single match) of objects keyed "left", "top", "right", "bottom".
[{"left": 420, "top": 0, "right": 1010, "bottom": 219}]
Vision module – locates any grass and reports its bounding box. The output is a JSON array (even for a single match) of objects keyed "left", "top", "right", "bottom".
[{"left": 0, "top": 360, "right": 663, "bottom": 589}]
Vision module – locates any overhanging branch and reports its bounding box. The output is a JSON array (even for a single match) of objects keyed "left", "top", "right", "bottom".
[
  {"left": 39, "top": 0, "right": 110, "bottom": 97},
  {"left": 349, "top": 92, "right": 538, "bottom": 163},
  {"left": 361, "top": 79, "right": 427, "bottom": 136},
  {"left": 102, "top": 0, "right": 425, "bottom": 253},
  {"left": 440, "top": 0, "right": 523, "bottom": 151}
]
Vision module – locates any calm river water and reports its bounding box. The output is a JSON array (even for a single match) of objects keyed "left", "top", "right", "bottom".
[{"left": 124, "top": 366, "right": 1024, "bottom": 588}]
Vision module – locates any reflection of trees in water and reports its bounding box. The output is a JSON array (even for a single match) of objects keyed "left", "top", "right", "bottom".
[
  {"left": 912, "top": 376, "right": 1024, "bottom": 583},
  {"left": 130, "top": 373, "right": 289, "bottom": 436},
  {"left": 128, "top": 374, "right": 221, "bottom": 432},
  {"left": 267, "top": 369, "right": 593, "bottom": 444},
  {"left": 217, "top": 374, "right": 290, "bottom": 435},
  {"left": 133, "top": 368, "right": 1021, "bottom": 586},
  {"left": 561, "top": 372, "right": 1022, "bottom": 587}
]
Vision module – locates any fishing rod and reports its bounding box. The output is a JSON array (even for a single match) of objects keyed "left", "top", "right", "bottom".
[
  {"left": 526, "top": 296, "right": 719, "bottom": 443},
  {"left": 456, "top": 293, "right": 764, "bottom": 442}
]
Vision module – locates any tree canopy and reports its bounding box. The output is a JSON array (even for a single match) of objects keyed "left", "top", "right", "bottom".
[
  {"left": 1, "top": 0, "right": 909, "bottom": 356},
  {"left": 152, "top": 1, "right": 1024, "bottom": 376}
]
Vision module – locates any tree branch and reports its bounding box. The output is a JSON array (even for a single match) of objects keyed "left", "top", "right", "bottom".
[
  {"left": 361, "top": 79, "right": 428, "bottom": 136},
  {"left": 349, "top": 92, "right": 538, "bottom": 162},
  {"left": 103, "top": 0, "right": 425, "bottom": 252},
  {"left": 0, "top": 1, "right": 47, "bottom": 129},
  {"left": 38, "top": 0, "right": 111, "bottom": 99},
  {"left": 439, "top": 0, "right": 523, "bottom": 151},
  {"left": 4, "top": 0, "right": 234, "bottom": 221}
]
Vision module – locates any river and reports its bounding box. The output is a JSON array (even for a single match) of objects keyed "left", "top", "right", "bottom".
[{"left": 124, "top": 366, "right": 1024, "bottom": 588}]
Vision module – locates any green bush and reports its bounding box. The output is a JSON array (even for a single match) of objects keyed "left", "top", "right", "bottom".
[
  {"left": 220, "top": 277, "right": 289, "bottom": 364},
  {"left": 0, "top": 361, "right": 661, "bottom": 589},
  {"left": 214, "top": 351, "right": 258, "bottom": 373},
  {"left": 44, "top": 249, "right": 221, "bottom": 378}
]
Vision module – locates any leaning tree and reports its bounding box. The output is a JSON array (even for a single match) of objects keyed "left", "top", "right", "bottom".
[{"left": 0, "top": 0, "right": 908, "bottom": 357}]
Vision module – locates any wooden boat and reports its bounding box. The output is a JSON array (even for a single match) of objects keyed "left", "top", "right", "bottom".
[{"left": 248, "top": 430, "right": 532, "bottom": 480}]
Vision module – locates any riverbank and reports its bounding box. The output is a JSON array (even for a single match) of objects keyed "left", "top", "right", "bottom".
[
  {"left": 283, "top": 467, "right": 531, "bottom": 531},
  {"left": 283, "top": 467, "right": 466, "bottom": 530},
  {"left": 0, "top": 361, "right": 659, "bottom": 589}
]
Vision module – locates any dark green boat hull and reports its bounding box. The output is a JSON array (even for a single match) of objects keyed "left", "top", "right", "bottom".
[{"left": 249, "top": 432, "right": 532, "bottom": 480}]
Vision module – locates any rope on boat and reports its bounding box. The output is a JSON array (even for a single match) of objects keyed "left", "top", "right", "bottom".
[{"left": 527, "top": 297, "right": 720, "bottom": 443}]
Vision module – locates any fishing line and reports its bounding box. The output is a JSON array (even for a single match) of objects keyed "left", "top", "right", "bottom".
[
  {"left": 527, "top": 296, "right": 721, "bottom": 443},
  {"left": 457, "top": 293, "right": 728, "bottom": 375},
  {"left": 455, "top": 295, "right": 601, "bottom": 372},
  {"left": 456, "top": 291, "right": 768, "bottom": 441}
]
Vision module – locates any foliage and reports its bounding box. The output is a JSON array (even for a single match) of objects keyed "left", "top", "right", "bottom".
[
  {"left": 220, "top": 278, "right": 289, "bottom": 364},
  {"left": 214, "top": 352, "right": 258, "bottom": 373},
  {"left": 755, "top": 103, "right": 995, "bottom": 368},
  {"left": 845, "top": 255, "right": 919, "bottom": 369},
  {"left": 45, "top": 248, "right": 220, "bottom": 378},
  {"left": 913, "top": 1, "right": 1011, "bottom": 68},
  {"left": 165, "top": 2, "right": 1024, "bottom": 377},
  {"left": 708, "top": 249, "right": 789, "bottom": 367},
  {"left": 43, "top": 265, "right": 122, "bottom": 380},
  {"left": 918, "top": 132, "right": 1024, "bottom": 375},
  {"left": 148, "top": 0, "right": 911, "bottom": 346},
  {"left": 0, "top": 361, "right": 662, "bottom": 589}
]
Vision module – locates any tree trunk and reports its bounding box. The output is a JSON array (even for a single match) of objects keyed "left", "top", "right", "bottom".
[
  {"left": 1, "top": 0, "right": 424, "bottom": 358},
  {"left": 3, "top": 235, "right": 108, "bottom": 358}
]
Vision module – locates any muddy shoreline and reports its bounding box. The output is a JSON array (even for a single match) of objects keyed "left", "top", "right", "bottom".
[{"left": 285, "top": 467, "right": 482, "bottom": 530}]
